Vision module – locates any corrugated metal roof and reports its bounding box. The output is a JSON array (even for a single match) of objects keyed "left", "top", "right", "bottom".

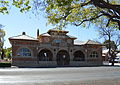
[
  {"left": 40, "top": 33, "right": 51, "bottom": 36},
  {"left": 85, "top": 40, "right": 101, "bottom": 45},
  {"left": 74, "top": 40, "right": 101, "bottom": 45},
  {"left": 66, "top": 35, "right": 77, "bottom": 39},
  {"left": 9, "top": 35, "right": 38, "bottom": 41},
  {"left": 74, "top": 40, "right": 86, "bottom": 45}
]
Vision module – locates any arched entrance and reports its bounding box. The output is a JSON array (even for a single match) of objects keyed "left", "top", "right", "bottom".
[
  {"left": 73, "top": 50, "right": 85, "bottom": 61},
  {"left": 57, "top": 50, "right": 70, "bottom": 66},
  {"left": 38, "top": 49, "right": 53, "bottom": 61}
]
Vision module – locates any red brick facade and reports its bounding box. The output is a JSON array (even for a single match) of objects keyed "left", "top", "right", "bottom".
[{"left": 9, "top": 29, "right": 103, "bottom": 67}]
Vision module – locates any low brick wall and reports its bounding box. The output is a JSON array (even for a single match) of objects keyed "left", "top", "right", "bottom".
[
  {"left": 12, "top": 60, "right": 102, "bottom": 67},
  {"left": 70, "top": 61, "right": 102, "bottom": 66},
  {"left": 12, "top": 61, "right": 57, "bottom": 67}
]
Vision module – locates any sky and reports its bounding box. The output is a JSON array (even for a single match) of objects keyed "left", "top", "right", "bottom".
[{"left": 0, "top": 6, "right": 103, "bottom": 48}]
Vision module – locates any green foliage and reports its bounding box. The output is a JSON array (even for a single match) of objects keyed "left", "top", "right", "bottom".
[
  {"left": 4, "top": 47, "right": 12, "bottom": 59},
  {"left": 0, "top": 47, "right": 12, "bottom": 60},
  {"left": 0, "top": 0, "right": 9, "bottom": 14},
  {"left": 0, "top": 0, "right": 31, "bottom": 14},
  {"left": 0, "top": 0, "right": 120, "bottom": 30},
  {"left": 12, "top": 0, "right": 31, "bottom": 12},
  {"left": 44, "top": 0, "right": 120, "bottom": 29},
  {"left": 0, "top": 28, "right": 5, "bottom": 59},
  {"left": 0, "top": 28, "right": 5, "bottom": 48}
]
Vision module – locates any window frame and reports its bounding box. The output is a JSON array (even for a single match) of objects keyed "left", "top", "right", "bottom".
[
  {"left": 17, "top": 47, "right": 32, "bottom": 57},
  {"left": 90, "top": 51, "right": 98, "bottom": 58}
]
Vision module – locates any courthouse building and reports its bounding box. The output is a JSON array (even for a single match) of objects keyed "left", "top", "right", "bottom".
[{"left": 9, "top": 29, "right": 103, "bottom": 67}]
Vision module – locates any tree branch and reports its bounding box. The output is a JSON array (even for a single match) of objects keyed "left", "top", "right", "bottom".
[
  {"left": 106, "top": 18, "right": 112, "bottom": 27},
  {"left": 91, "top": 0, "right": 120, "bottom": 16},
  {"left": 74, "top": 14, "right": 103, "bottom": 26},
  {"left": 100, "top": 11, "right": 120, "bottom": 29},
  {"left": 81, "top": 1, "right": 92, "bottom": 7},
  {"left": 74, "top": 0, "right": 120, "bottom": 28}
]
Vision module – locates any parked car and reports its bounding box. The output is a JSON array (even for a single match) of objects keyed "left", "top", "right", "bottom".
[{"left": 115, "top": 57, "right": 120, "bottom": 63}]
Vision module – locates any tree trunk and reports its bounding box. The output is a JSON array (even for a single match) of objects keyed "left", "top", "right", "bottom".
[
  {"left": 1, "top": 49, "right": 4, "bottom": 60},
  {"left": 111, "top": 60, "right": 114, "bottom": 66},
  {"left": 111, "top": 52, "right": 116, "bottom": 66}
]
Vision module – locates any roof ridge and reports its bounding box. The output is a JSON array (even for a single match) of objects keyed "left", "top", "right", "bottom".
[
  {"left": 9, "top": 35, "right": 23, "bottom": 38},
  {"left": 85, "top": 40, "right": 100, "bottom": 45},
  {"left": 24, "top": 34, "right": 37, "bottom": 39},
  {"left": 9, "top": 34, "right": 38, "bottom": 40},
  {"left": 85, "top": 40, "right": 90, "bottom": 44}
]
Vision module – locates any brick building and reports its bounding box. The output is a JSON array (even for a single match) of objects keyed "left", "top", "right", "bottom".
[{"left": 9, "top": 29, "right": 103, "bottom": 67}]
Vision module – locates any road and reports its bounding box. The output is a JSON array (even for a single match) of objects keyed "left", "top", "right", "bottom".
[{"left": 0, "top": 67, "right": 120, "bottom": 85}]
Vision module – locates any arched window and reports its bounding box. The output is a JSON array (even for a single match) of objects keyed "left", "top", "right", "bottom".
[
  {"left": 90, "top": 51, "right": 98, "bottom": 58},
  {"left": 17, "top": 48, "right": 31, "bottom": 56},
  {"left": 73, "top": 50, "right": 85, "bottom": 61}
]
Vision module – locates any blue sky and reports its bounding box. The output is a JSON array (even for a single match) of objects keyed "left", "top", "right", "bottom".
[{"left": 0, "top": 7, "right": 102, "bottom": 48}]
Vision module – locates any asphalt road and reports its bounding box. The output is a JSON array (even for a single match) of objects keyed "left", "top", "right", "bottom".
[{"left": 0, "top": 67, "right": 120, "bottom": 85}]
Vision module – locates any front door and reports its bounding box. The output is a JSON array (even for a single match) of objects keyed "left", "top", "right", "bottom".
[{"left": 57, "top": 50, "right": 70, "bottom": 66}]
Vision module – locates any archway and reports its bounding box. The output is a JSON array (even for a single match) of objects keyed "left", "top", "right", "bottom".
[
  {"left": 38, "top": 49, "right": 53, "bottom": 61},
  {"left": 73, "top": 50, "right": 85, "bottom": 61},
  {"left": 57, "top": 50, "right": 70, "bottom": 66}
]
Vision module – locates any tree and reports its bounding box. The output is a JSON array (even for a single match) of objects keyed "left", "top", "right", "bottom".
[
  {"left": 98, "top": 26, "right": 120, "bottom": 66},
  {"left": 42, "top": 0, "right": 120, "bottom": 30},
  {"left": 0, "top": 27, "right": 5, "bottom": 59},
  {"left": 104, "top": 40, "right": 120, "bottom": 66},
  {"left": 1, "top": 0, "right": 120, "bottom": 30},
  {"left": 0, "top": 47, "right": 12, "bottom": 60},
  {"left": 4, "top": 47, "right": 12, "bottom": 60},
  {"left": 0, "top": 0, "right": 31, "bottom": 14},
  {"left": 0, "top": 25, "right": 5, "bottom": 60},
  {"left": 0, "top": 0, "right": 31, "bottom": 59}
]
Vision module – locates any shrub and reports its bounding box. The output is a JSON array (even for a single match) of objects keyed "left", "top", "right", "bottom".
[{"left": 0, "top": 62, "right": 11, "bottom": 67}]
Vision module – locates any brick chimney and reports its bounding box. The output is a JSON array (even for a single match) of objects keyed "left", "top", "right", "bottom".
[
  {"left": 37, "top": 29, "right": 39, "bottom": 38},
  {"left": 22, "top": 32, "right": 26, "bottom": 35}
]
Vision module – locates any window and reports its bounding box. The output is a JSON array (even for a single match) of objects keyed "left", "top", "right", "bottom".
[
  {"left": 73, "top": 50, "right": 85, "bottom": 61},
  {"left": 17, "top": 48, "right": 31, "bottom": 56},
  {"left": 53, "top": 39, "right": 61, "bottom": 43},
  {"left": 90, "top": 51, "right": 98, "bottom": 58}
]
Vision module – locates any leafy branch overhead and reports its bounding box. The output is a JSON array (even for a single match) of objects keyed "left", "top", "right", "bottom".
[
  {"left": 0, "top": 0, "right": 31, "bottom": 14},
  {"left": 1, "top": 0, "right": 120, "bottom": 30},
  {"left": 12, "top": 0, "right": 31, "bottom": 12},
  {"left": 45, "top": 0, "right": 120, "bottom": 30}
]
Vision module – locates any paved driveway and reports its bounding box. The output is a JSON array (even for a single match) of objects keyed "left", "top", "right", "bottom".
[{"left": 0, "top": 67, "right": 120, "bottom": 85}]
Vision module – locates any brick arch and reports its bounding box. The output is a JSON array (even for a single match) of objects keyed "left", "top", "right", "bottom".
[
  {"left": 73, "top": 50, "right": 85, "bottom": 61},
  {"left": 57, "top": 48, "right": 68, "bottom": 52},
  {"left": 73, "top": 49, "right": 86, "bottom": 55},
  {"left": 56, "top": 50, "right": 70, "bottom": 66},
  {"left": 38, "top": 49, "right": 53, "bottom": 61}
]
